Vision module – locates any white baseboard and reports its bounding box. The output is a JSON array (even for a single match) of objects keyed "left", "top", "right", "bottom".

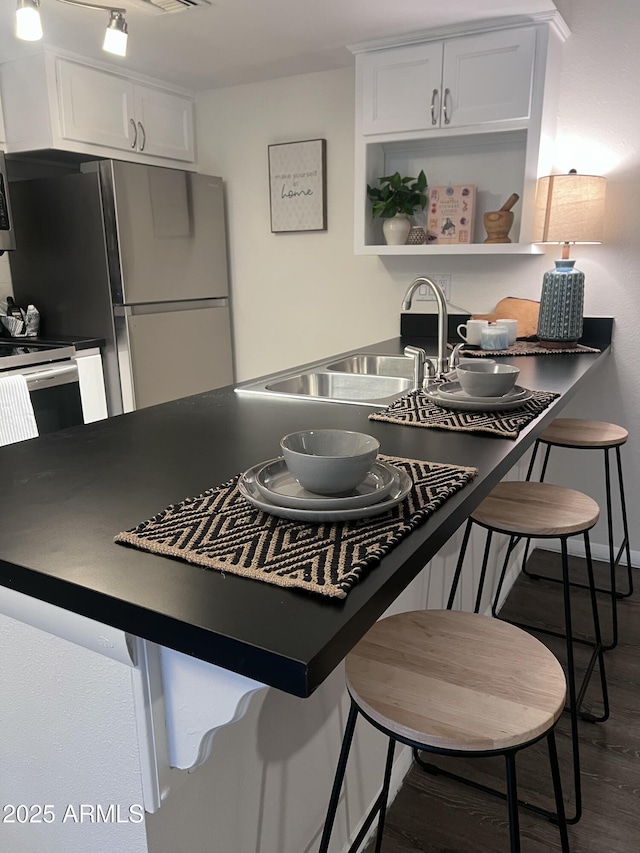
[
  {"left": 340, "top": 745, "right": 413, "bottom": 853},
  {"left": 533, "top": 539, "right": 639, "bottom": 568}
]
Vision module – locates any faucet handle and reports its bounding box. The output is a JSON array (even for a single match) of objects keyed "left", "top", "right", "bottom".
[
  {"left": 449, "top": 342, "right": 465, "bottom": 371},
  {"left": 403, "top": 346, "right": 427, "bottom": 391}
]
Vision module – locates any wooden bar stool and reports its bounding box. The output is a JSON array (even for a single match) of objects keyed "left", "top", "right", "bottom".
[
  {"left": 446, "top": 481, "right": 609, "bottom": 825},
  {"left": 319, "top": 610, "right": 570, "bottom": 853},
  {"left": 522, "top": 418, "right": 632, "bottom": 650}
]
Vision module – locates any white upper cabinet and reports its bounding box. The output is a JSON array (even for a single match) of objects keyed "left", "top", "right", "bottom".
[
  {"left": 361, "top": 42, "right": 443, "bottom": 135},
  {"left": 360, "top": 27, "right": 536, "bottom": 136},
  {"left": 58, "top": 60, "right": 136, "bottom": 152},
  {"left": 0, "top": 52, "right": 196, "bottom": 168},
  {"left": 133, "top": 85, "right": 194, "bottom": 162},
  {"left": 351, "top": 14, "right": 569, "bottom": 255}
]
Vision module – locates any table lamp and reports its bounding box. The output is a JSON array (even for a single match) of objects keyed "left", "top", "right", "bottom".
[{"left": 532, "top": 170, "right": 606, "bottom": 348}]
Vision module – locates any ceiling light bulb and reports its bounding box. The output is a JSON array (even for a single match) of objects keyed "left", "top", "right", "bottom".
[
  {"left": 16, "top": 0, "right": 43, "bottom": 41},
  {"left": 103, "top": 10, "right": 128, "bottom": 56}
]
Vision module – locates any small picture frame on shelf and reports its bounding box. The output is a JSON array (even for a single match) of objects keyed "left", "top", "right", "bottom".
[
  {"left": 427, "top": 184, "right": 476, "bottom": 244},
  {"left": 268, "top": 139, "right": 327, "bottom": 233}
]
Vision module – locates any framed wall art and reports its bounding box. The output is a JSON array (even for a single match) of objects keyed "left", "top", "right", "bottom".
[{"left": 268, "top": 139, "right": 327, "bottom": 233}]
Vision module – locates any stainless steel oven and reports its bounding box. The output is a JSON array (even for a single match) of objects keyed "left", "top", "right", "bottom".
[{"left": 0, "top": 342, "right": 84, "bottom": 436}]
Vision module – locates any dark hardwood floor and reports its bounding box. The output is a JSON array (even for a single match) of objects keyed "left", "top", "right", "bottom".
[{"left": 364, "top": 550, "right": 640, "bottom": 852}]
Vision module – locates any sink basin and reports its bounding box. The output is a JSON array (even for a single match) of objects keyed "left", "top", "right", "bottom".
[
  {"left": 325, "top": 354, "right": 415, "bottom": 380},
  {"left": 265, "top": 372, "right": 411, "bottom": 404}
]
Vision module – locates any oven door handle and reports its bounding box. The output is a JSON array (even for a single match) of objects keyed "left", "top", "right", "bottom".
[{"left": 25, "top": 363, "right": 79, "bottom": 391}]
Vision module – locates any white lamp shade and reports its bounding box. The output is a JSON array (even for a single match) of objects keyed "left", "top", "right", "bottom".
[
  {"left": 15, "top": 1, "right": 43, "bottom": 40},
  {"left": 533, "top": 173, "right": 606, "bottom": 244}
]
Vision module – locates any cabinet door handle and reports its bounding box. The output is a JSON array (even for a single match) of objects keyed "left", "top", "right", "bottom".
[
  {"left": 443, "top": 88, "right": 451, "bottom": 125},
  {"left": 137, "top": 122, "right": 146, "bottom": 151},
  {"left": 129, "top": 118, "right": 137, "bottom": 149},
  {"left": 430, "top": 89, "right": 439, "bottom": 125}
]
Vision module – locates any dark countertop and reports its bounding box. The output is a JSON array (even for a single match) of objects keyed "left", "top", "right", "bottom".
[
  {"left": 0, "top": 335, "right": 609, "bottom": 697},
  {"left": 0, "top": 334, "right": 105, "bottom": 350}
]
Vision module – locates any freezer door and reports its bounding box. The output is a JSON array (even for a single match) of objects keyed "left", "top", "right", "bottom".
[
  {"left": 118, "top": 304, "right": 233, "bottom": 411},
  {"left": 104, "top": 161, "right": 229, "bottom": 304}
]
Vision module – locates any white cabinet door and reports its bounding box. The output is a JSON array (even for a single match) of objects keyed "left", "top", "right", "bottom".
[
  {"left": 360, "top": 28, "right": 536, "bottom": 135},
  {"left": 57, "top": 59, "right": 135, "bottom": 152},
  {"left": 134, "top": 85, "right": 195, "bottom": 162},
  {"left": 442, "top": 28, "right": 536, "bottom": 128},
  {"left": 361, "top": 42, "right": 444, "bottom": 135}
]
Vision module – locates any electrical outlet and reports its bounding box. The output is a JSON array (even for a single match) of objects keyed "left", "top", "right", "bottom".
[{"left": 414, "top": 274, "right": 452, "bottom": 302}]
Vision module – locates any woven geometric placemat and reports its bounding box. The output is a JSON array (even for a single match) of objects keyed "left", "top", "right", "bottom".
[
  {"left": 453, "top": 340, "right": 601, "bottom": 357},
  {"left": 369, "top": 389, "right": 560, "bottom": 439},
  {"left": 114, "top": 455, "right": 477, "bottom": 600}
]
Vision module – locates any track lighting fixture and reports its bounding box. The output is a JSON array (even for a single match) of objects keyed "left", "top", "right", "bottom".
[
  {"left": 15, "top": 0, "right": 130, "bottom": 57},
  {"left": 15, "top": 0, "right": 43, "bottom": 41},
  {"left": 103, "top": 10, "right": 128, "bottom": 55}
]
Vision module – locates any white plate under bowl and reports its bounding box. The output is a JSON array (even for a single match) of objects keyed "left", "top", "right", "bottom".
[
  {"left": 424, "top": 384, "right": 533, "bottom": 412},
  {"left": 437, "top": 381, "right": 529, "bottom": 405},
  {"left": 254, "top": 457, "right": 397, "bottom": 510},
  {"left": 238, "top": 462, "right": 412, "bottom": 522}
]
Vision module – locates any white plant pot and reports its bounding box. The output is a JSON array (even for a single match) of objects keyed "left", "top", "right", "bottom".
[{"left": 382, "top": 214, "right": 412, "bottom": 246}]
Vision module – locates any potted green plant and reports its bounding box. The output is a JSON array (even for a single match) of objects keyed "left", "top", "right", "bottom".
[{"left": 366, "top": 170, "right": 428, "bottom": 245}]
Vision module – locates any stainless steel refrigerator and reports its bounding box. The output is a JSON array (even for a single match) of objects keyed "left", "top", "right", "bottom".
[{"left": 8, "top": 159, "right": 233, "bottom": 415}]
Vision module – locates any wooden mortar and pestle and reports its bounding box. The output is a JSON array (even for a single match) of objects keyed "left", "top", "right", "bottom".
[{"left": 483, "top": 193, "right": 520, "bottom": 243}]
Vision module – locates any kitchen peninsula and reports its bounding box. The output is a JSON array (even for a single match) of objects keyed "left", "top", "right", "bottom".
[{"left": 0, "top": 332, "right": 610, "bottom": 853}]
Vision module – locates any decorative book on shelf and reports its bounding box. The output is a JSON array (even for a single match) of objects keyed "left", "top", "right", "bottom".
[{"left": 427, "top": 184, "right": 476, "bottom": 245}]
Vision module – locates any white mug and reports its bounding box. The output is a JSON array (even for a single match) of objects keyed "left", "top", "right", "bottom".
[
  {"left": 480, "top": 323, "right": 509, "bottom": 351},
  {"left": 496, "top": 318, "right": 518, "bottom": 346},
  {"left": 457, "top": 319, "right": 489, "bottom": 347}
]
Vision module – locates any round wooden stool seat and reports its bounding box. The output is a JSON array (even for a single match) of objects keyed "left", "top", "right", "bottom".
[
  {"left": 345, "top": 610, "right": 566, "bottom": 753},
  {"left": 539, "top": 418, "right": 628, "bottom": 449},
  {"left": 471, "top": 481, "right": 599, "bottom": 538}
]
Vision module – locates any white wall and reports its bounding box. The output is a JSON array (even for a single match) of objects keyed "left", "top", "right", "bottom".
[{"left": 197, "top": 0, "right": 640, "bottom": 562}]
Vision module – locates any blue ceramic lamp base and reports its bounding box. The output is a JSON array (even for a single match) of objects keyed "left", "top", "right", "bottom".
[{"left": 537, "top": 259, "right": 584, "bottom": 348}]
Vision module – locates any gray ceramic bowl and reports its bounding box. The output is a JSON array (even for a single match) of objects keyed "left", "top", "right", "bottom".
[
  {"left": 456, "top": 362, "right": 520, "bottom": 397},
  {"left": 280, "top": 429, "right": 379, "bottom": 495}
]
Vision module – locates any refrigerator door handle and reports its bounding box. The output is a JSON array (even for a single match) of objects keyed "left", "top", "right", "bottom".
[{"left": 114, "top": 298, "right": 229, "bottom": 317}]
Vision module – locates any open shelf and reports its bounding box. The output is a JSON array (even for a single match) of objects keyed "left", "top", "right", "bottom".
[{"left": 360, "top": 242, "right": 543, "bottom": 256}]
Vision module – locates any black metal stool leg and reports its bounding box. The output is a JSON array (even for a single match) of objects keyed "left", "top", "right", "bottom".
[
  {"left": 525, "top": 439, "right": 542, "bottom": 482},
  {"left": 547, "top": 730, "right": 571, "bottom": 853},
  {"left": 602, "top": 448, "right": 620, "bottom": 650},
  {"left": 522, "top": 442, "right": 552, "bottom": 579},
  {"left": 615, "top": 445, "right": 633, "bottom": 599},
  {"left": 373, "top": 739, "right": 396, "bottom": 853},
  {"left": 581, "top": 531, "right": 610, "bottom": 723},
  {"left": 505, "top": 752, "right": 521, "bottom": 853},
  {"left": 559, "top": 537, "right": 582, "bottom": 825},
  {"left": 319, "top": 702, "right": 359, "bottom": 853},
  {"left": 491, "top": 534, "right": 520, "bottom": 617},
  {"left": 474, "top": 528, "right": 495, "bottom": 614},
  {"left": 446, "top": 518, "right": 473, "bottom": 610}
]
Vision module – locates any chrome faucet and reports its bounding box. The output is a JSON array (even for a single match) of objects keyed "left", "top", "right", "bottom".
[{"left": 402, "top": 276, "right": 449, "bottom": 378}]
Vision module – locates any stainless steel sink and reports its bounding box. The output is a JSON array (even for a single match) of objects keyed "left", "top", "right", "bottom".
[
  {"left": 235, "top": 348, "right": 420, "bottom": 406},
  {"left": 236, "top": 363, "right": 412, "bottom": 407},
  {"left": 266, "top": 371, "right": 411, "bottom": 402},
  {"left": 325, "top": 354, "right": 414, "bottom": 380}
]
